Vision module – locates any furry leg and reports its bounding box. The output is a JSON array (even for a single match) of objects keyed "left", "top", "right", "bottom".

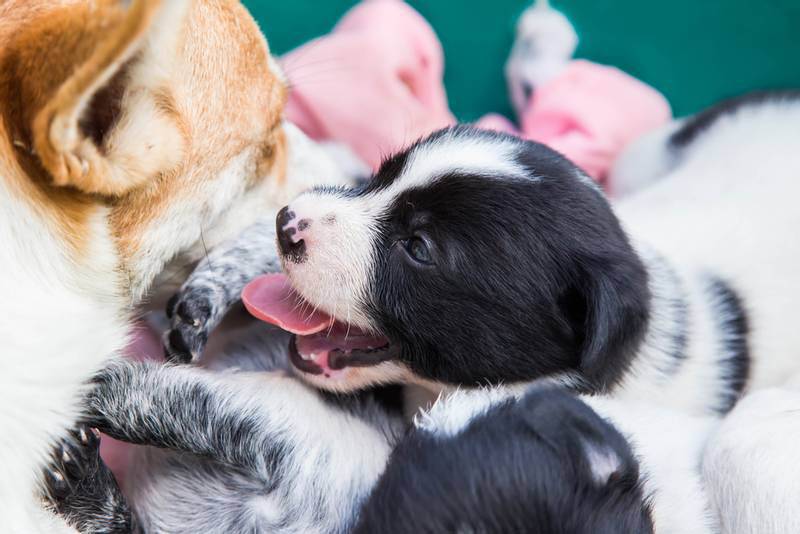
[
  {"left": 163, "top": 218, "right": 280, "bottom": 363},
  {"left": 86, "top": 359, "right": 400, "bottom": 484}
]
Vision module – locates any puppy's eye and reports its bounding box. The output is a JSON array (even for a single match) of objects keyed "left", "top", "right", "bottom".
[{"left": 405, "top": 237, "right": 433, "bottom": 265}]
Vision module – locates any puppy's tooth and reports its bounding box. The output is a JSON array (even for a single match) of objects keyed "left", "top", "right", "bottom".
[
  {"left": 62, "top": 450, "right": 71, "bottom": 463},
  {"left": 79, "top": 428, "right": 89, "bottom": 444}
]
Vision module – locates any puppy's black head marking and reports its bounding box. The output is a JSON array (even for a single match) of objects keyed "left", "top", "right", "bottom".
[
  {"left": 362, "top": 127, "right": 650, "bottom": 391},
  {"left": 355, "top": 388, "right": 654, "bottom": 534}
]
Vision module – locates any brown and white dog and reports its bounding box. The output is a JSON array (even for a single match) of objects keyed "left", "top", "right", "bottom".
[{"left": 0, "top": 1, "right": 342, "bottom": 531}]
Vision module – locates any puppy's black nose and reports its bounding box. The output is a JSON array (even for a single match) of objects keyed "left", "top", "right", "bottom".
[{"left": 276, "top": 206, "right": 307, "bottom": 263}]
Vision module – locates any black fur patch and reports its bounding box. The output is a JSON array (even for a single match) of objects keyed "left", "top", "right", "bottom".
[
  {"left": 670, "top": 90, "right": 800, "bottom": 149},
  {"left": 706, "top": 277, "right": 750, "bottom": 413},
  {"left": 355, "top": 388, "right": 653, "bottom": 533}
]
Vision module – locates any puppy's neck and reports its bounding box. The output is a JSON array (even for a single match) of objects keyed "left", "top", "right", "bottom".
[{"left": 612, "top": 244, "right": 750, "bottom": 415}]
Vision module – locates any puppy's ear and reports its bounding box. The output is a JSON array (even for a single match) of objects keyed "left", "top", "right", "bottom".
[
  {"left": 31, "top": 0, "right": 188, "bottom": 196},
  {"left": 523, "top": 388, "right": 639, "bottom": 488},
  {"left": 581, "top": 439, "right": 627, "bottom": 486},
  {"left": 563, "top": 253, "right": 650, "bottom": 390}
]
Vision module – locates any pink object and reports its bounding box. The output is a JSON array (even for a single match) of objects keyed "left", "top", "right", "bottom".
[
  {"left": 242, "top": 274, "right": 333, "bottom": 335},
  {"left": 284, "top": 1, "right": 670, "bottom": 183},
  {"left": 513, "top": 60, "right": 670, "bottom": 183},
  {"left": 282, "top": 0, "right": 455, "bottom": 170}
]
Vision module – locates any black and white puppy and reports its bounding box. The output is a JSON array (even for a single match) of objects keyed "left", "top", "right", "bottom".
[{"left": 220, "top": 92, "right": 800, "bottom": 418}]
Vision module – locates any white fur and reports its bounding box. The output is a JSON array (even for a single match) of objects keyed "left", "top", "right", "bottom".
[
  {"left": 585, "top": 396, "right": 720, "bottom": 534},
  {"left": 609, "top": 120, "right": 684, "bottom": 197},
  {"left": 415, "top": 387, "right": 518, "bottom": 438},
  {"left": 702, "top": 388, "right": 800, "bottom": 534},
  {"left": 395, "top": 132, "right": 529, "bottom": 192},
  {"left": 505, "top": 0, "right": 578, "bottom": 115},
  {"left": 0, "top": 175, "right": 127, "bottom": 533},
  {"left": 614, "top": 100, "right": 800, "bottom": 399}
]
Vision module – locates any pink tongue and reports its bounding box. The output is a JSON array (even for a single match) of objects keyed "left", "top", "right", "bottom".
[
  {"left": 242, "top": 274, "right": 333, "bottom": 335},
  {"left": 243, "top": 274, "right": 390, "bottom": 371}
]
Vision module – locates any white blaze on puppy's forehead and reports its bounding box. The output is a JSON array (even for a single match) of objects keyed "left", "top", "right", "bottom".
[{"left": 389, "top": 131, "right": 530, "bottom": 195}]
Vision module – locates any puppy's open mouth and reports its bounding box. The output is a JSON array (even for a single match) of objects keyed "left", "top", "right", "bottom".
[{"left": 242, "top": 274, "right": 396, "bottom": 376}]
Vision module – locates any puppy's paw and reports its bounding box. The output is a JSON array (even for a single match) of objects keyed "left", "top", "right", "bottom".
[
  {"left": 164, "top": 287, "right": 222, "bottom": 363},
  {"left": 44, "top": 426, "right": 135, "bottom": 534}
]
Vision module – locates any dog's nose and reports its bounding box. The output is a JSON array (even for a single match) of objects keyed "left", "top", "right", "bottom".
[{"left": 276, "top": 206, "right": 307, "bottom": 262}]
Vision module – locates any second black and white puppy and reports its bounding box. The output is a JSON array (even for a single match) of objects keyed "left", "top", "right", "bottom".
[{"left": 211, "top": 92, "right": 800, "bottom": 416}]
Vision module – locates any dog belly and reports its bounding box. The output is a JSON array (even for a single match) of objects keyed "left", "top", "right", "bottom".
[{"left": 126, "top": 447, "right": 300, "bottom": 534}]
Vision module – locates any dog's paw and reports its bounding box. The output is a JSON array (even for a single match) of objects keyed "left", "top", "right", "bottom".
[
  {"left": 44, "top": 426, "right": 135, "bottom": 534},
  {"left": 45, "top": 136, "right": 136, "bottom": 197},
  {"left": 163, "top": 287, "right": 221, "bottom": 363}
]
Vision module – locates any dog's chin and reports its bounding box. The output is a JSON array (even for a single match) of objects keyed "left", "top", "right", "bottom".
[{"left": 290, "top": 357, "right": 415, "bottom": 393}]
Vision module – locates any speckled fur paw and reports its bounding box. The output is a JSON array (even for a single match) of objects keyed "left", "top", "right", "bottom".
[
  {"left": 44, "top": 425, "right": 135, "bottom": 534},
  {"left": 163, "top": 288, "right": 219, "bottom": 363}
]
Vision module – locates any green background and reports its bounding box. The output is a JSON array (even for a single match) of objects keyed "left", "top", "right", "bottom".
[{"left": 243, "top": 0, "right": 800, "bottom": 120}]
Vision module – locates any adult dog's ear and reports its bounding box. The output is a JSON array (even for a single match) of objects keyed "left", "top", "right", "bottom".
[{"left": 30, "top": 0, "right": 188, "bottom": 196}]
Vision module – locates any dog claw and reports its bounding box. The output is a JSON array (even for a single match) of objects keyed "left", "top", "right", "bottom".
[
  {"left": 44, "top": 425, "right": 135, "bottom": 533},
  {"left": 78, "top": 427, "right": 89, "bottom": 444}
]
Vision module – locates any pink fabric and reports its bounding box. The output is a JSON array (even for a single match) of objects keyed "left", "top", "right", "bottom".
[
  {"left": 282, "top": 0, "right": 455, "bottom": 169},
  {"left": 284, "top": 0, "right": 670, "bottom": 183},
  {"left": 497, "top": 60, "right": 670, "bottom": 182}
]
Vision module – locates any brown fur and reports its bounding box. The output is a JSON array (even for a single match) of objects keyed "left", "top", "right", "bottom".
[
  {"left": 0, "top": 0, "right": 288, "bottom": 277},
  {"left": 0, "top": 2, "right": 299, "bottom": 528}
]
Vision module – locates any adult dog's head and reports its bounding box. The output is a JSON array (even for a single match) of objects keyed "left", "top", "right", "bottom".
[
  {"left": 0, "top": 0, "right": 303, "bottom": 302},
  {"left": 261, "top": 126, "right": 650, "bottom": 393}
]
